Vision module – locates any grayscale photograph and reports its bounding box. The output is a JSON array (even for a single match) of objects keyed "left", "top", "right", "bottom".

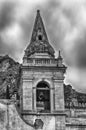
[{"left": 0, "top": 0, "right": 86, "bottom": 130}]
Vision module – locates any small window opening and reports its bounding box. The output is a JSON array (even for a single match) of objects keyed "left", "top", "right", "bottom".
[{"left": 38, "top": 35, "right": 42, "bottom": 40}]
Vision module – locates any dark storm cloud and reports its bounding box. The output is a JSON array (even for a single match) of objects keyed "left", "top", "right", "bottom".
[
  {"left": 0, "top": 1, "right": 17, "bottom": 30},
  {"left": 19, "top": 12, "right": 34, "bottom": 44},
  {"left": 62, "top": 4, "right": 79, "bottom": 26},
  {"left": 61, "top": 6, "right": 86, "bottom": 69},
  {"left": 0, "top": 34, "right": 17, "bottom": 57},
  {"left": 75, "top": 33, "right": 86, "bottom": 68},
  {"left": 0, "top": 0, "right": 17, "bottom": 57}
]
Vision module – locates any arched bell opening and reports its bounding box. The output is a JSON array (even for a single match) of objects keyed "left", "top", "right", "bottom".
[{"left": 36, "top": 81, "right": 50, "bottom": 113}]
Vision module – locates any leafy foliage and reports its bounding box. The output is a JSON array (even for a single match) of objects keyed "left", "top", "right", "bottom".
[{"left": 0, "top": 55, "right": 21, "bottom": 99}]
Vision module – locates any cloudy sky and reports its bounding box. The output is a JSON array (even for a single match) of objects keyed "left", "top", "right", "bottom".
[{"left": 0, "top": 0, "right": 86, "bottom": 92}]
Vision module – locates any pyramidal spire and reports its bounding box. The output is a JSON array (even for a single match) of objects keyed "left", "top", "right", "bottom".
[
  {"left": 30, "top": 9, "right": 48, "bottom": 43},
  {"left": 24, "top": 10, "right": 55, "bottom": 57}
]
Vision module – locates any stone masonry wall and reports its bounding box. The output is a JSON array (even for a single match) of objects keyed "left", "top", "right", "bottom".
[
  {"left": 0, "top": 100, "right": 33, "bottom": 130},
  {"left": 0, "top": 100, "right": 64, "bottom": 130},
  {"left": 0, "top": 100, "right": 86, "bottom": 130}
]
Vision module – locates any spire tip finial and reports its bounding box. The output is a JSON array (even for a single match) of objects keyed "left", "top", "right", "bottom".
[{"left": 37, "top": 9, "right": 40, "bottom": 13}]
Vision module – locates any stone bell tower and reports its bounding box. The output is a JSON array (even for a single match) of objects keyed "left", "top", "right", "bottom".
[{"left": 21, "top": 10, "right": 67, "bottom": 130}]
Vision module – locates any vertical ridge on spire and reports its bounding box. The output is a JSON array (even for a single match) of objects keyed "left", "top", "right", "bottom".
[{"left": 25, "top": 10, "right": 55, "bottom": 57}]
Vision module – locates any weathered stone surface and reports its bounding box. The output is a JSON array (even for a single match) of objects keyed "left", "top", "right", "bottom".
[
  {"left": 56, "top": 116, "right": 65, "bottom": 130},
  {"left": 54, "top": 80, "right": 64, "bottom": 111},
  {"left": 0, "top": 100, "right": 33, "bottom": 130},
  {"left": 22, "top": 80, "right": 32, "bottom": 110},
  {"left": 0, "top": 100, "right": 64, "bottom": 130}
]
